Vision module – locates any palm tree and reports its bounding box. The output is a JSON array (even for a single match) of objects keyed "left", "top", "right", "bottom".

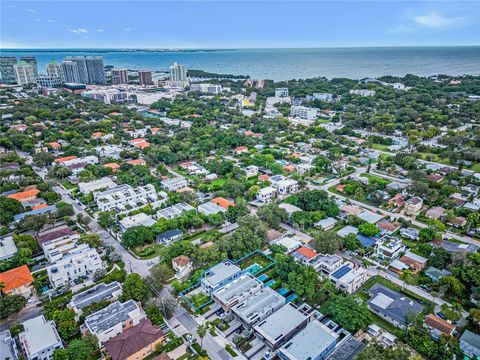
[
  {"left": 400, "top": 270, "right": 414, "bottom": 290},
  {"left": 196, "top": 323, "right": 208, "bottom": 352}
]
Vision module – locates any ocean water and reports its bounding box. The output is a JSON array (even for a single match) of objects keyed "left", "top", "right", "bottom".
[{"left": 1, "top": 47, "right": 479, "bottom": 81}]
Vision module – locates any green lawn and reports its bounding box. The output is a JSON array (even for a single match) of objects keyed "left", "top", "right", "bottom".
[
  {"left": 360, "top": 173, "right": 390, "bottom": 186},
  {"left": 468, "top": 162, "right": 480, "bottom": 173},
  {"left": 210, "top": 178, "right": 227, "bottom": 187},
  {"left": 370, "top": 143, "right": 392, "bottom": 152},
  {"left": 132, "top": 243, "right": 166, "bottom": 259}
]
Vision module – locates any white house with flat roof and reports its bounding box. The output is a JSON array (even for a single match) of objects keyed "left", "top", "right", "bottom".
[
  {"left": 0, "top": 235, "right": 17, "bottom": 261},
  {"left": 375, "top": 236, "right": 406, "bottom": 260},
  {"left": 254, "top": 303, "right": 309, "bottom": 351},
  {"left": 19, "top": 316, "right": 63, "bottom": 360},
  {"left": 156, "top": 202, "right": 195, "bottom": 220},
  {"left": 329, "top": 263, "right": 368, "bottom": 294},
  {"left": 278, "top": 320, "right": 339, "bottom": 360},
  {"left": 94, "top": 184, "right": 162, "bottom": 213},
  {"left": 256, "top": 186, "right": 277, "bottom": 203},
  {"left": 119, "top": 213, "right": 156, "bottom": 232},
  {"left": 161, "top": 176, "right": 188, "bottom": 192},
  {"left": 213, "top": 274, "right": 262, "bottom": 311},
  {"left": 68, "top": 281, "right": 122, "bottom": 320},
  {"left": 78, "top": 177, "right": 117, "bottom": 194},
  {"left": 232, "top": 287, "right": 285, "bottom": 328},
  {"left": 47, "top": 244, "right": 103, "bottom": 288},
  {"left": 197, "top": 201, "right": 226, "bottom": 216},
  {"left": 200, "top": 261, "right": 242, "bottom": 293}
]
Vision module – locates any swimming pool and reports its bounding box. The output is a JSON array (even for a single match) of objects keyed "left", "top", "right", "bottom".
[
  {"left": 246, "top": 263, "right": 263, "bottom": 275},
  {"left": 264, "top": 279, "right": 276, "bottom": 288},
  {"left": 286, "top": 294, "right": 298, "bottom": 303},
  {"left": 258, "top": 274, "right": 269, "bottom": 282},
  {"left": 278, "top": 288, "right": 290, "bottom": 296}
]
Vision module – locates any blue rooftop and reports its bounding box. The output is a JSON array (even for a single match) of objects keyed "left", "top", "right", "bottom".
[
  {"left": 331, "top": 264, "right": 352, "bottom": 279},
  {"left": 14, "top": 205, "right": 57, "bottom": 221},
  {"left": 357, "top": 234, "right": 376, "bottom": 247}
]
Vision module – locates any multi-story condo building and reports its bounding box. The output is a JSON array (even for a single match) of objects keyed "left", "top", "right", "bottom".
[
  {"left": 81, "top": 88, "right": 133, "bottom": 104},
  {"left": 20, "top": 56, "right": 38, "bottom": 76},
  {"left": 46, "top": 61, "right": 62, "bottom": 79},
  {"left": 168, "top": 62, "right": 188, "bottom": 88},
  {"left": 290, "top": 105, "right": 317, "bottom": 120},
  {"left": 349, "top": 89, "right": 376, "bottom": 97},
  {"left": 36, "top": 75, "right": 62, "bottom": 88},
  {"left": 190, "top": 83, "right": 222, "bottom": 94},
  {"left": 38, "top": 229, "right": 81, "bottom": 263},
  {"left": 138, "top": 70, "right": 154, "bottom": 86},
  {"left": 19, "top": 316, "right": 63, "bottom": 360},
  {"left": 94, "top": 184, "right": 159, "bottom": 212},
  {"left": 111, "top": 68, "right": 128, "bottom": 84},
  {"left": 312, "top": 92, "right": 334, "bottom": 102},
  {"left": 212, "top": 274, "right": 263, "bottom": 311},
  {"left": 64, "top": 56, "right": 106, "bottom": 84},
  {"left": 84, "top": 300, "right": 146, "bottom": 346},
  {"left": 269, "top": 175, "right": 299, "bottom": 198},
  {"left": 46, "top": 243, "right": 103, "bottom": 288},
  {"left": 14, "top": 61, "right": 36, "bottom": 85},
  {"left": 275, "top": 88, "right": 289, "bottom": 97},
  {"left": 0, "top": 56, "right": 17, "bottom": 84},
  {"left": 61, "top": 60, "right": 82, "bottom": 83},
  {"left": 375, "top": 236, "right": 406, "bottom": 260}
]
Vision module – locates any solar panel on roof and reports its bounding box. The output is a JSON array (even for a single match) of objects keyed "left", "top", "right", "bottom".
[{"left": 331, "top": 264, "right": 352, "bottom": 279}]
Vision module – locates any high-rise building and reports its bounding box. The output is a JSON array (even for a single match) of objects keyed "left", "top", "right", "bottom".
[
  {"left": 46, "top": 61, "right": 62, "bottom": 79},
  {"left": 63, "top": 56, "right": 105, "bottom": 84},
  {"left": 168, "top": 62, "right": 188, "bottom": 89},
  {"left": 85, "top": 56, "right": 106, "bottom": 84},
  {"left": 14, "top": 61, "right": 36, "bottom": 85},
  {"left": 138, "top": 70, "right": 153, "bottom": 86},
  {"left": 0, "top": 56, "right": 17, "bottom": 84},
  {"left": 111, "top": 68, "right": 128, "bottom": 84},
  {"left": 61, "top": 60, "right": 82, "bottom": 83},
  {"left": 20, "top": 56, "right": 38, "bottom": 76}
]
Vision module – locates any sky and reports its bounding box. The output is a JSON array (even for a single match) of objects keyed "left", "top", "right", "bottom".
[{"left": 1, "top": 0, "right": 479, "bottom": 48}]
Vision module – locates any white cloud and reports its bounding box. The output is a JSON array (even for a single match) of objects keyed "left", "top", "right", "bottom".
[
  {"left": 47, "top": 19, "right": 56, "bottom": 23},
  {"left": 68, "top": 28, "right": 88, "bottom": 35},
  {"left": 97, "top": 28, "right": 104, "bottom": 33},
  {"left": 124, "top": 27, "right": 133, "bottom": 32},
  {"left": 34, "top": 18, "right": 41, "bottom": 22},
  {"left": 25, "top": 8, "right": 36, "bottom": 13},
  {"left": 412, "top": 12, "right": 467, "bottom": 28}
]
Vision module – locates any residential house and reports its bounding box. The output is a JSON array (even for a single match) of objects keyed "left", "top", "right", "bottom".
[
  {"left": 254, "top": 303, "right": 309, "bottom": 351},
  {"left": 84, "top": 300, "right": 146, "bottom": 346},
  {"left": 398, "top": 251, "right": 428, "bottom": 273},
  {"left": 172, "top": 255, "right": 192, "bottom": 280},
  {"left": 19, "top": 316, "right": 63, "bottom": 360},
  {"left": 400, "top": 228, "right": 420, "bottom": 241},
  {"left": 213, "top": 274, "right": 262, "bottom": 311},
  {"left": 197, "top": 201, "right": 227, "bottom": 216},
  {"left": 78, "top": 177, "right": 117, "bottom": 194},
  {"left": 314, "top": 217, "right": 337, "bottom": 231},
  {"left": 312, "top": 254, "right": 343, "bottom": 276},
  {"left": 256, "top": 186, "right": 277, "bottom": 204},
  {"left": 104, "top": 319, "right": 164, "bottom": 360},
  {"left": 156, "top": 229, "right": 183, "bottom": 245},
  {"left": 377, "top": 220, "right": 401, "bottom": 235},
  {"left": 292, "top": 246, "right": 319, "bottom": 265},
  {"left": 0, "top": 265, "right": 34, "bottom": 298},
  {"left": 424, "top": 267, "right": 451, "bottom": 283},
  {"left": 329, "top": 263, "right": 368, "bottom": 294},
  {"left": 244, "top": 165, "right": 259, "bottom": 178},
  {"left": 367, "top": 284, "right": 424, "bottom": 329},
  {"left": 161, "top": 177, "right": 188, "bottom": 192},
  {"left": 7, "top": 188, "right": 40, "bottom": 203},
  {"left": 459, "top": 330, "right": 480, "bottom": 360},
  {"left": 47, "top": 244, "right": 103, "bottom": 288},
  {"left": 0, "top": 330, "right": 18, "bottom": 360},
  {"left": 388, "top": 194, "right": 405, "bottom": 209},
  {"left": 404, "top": 197, "right": 423, "bottom": 217},
  {"left": 156, "top": 203, "right": 194, "bottom": 220},
  {"left": 426, "top": 206, "right": 446, "bottom": 220},
  {"left": 423, "top": 314, "right": 456, "bottom": 339},
  {"left": 271, "top": 235, "right": 303, "bottom": 254},
  {"left": 211, "top": 197, "right": 235, "bottom": 209},
  {"left": 68, "top": 282, "right": 123, "bottom": 320},
  {"left": 94, "top": 184, "right": 162, "bottom": 213},
  {"left": 375, "top": 236, "right": 406, "bottom": 260},
  {"left": 119, "top": 213, "right": 156, "bottom": 232},
  {"left": 0, "top": 235, "right": 18, "bottom": 261},
  {"left": 200, "top": 261, "right": 243, "bottom": 293},
  {"left": 278, "top": 320, "right": 339, "bottom": 360}
]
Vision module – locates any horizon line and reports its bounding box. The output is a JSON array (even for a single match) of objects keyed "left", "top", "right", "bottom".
[{"left": 2, "top": 44, "right": 480, "bottom": 51}]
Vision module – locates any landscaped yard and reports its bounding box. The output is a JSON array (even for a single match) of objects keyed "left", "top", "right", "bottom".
[
  {"left": 132, "top": 243, "right": 166, "bottom": 259},
  {"left": 236, "top": 252, "right": 274, "bottom": 271},
  {"left": 360, "top": 173, "right": 390, "bottom": 187}
]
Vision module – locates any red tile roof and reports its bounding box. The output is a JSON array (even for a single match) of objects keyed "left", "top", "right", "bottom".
[
  {"left": 104, "top": 319, "right": 164, "bottom": 360},
  {"left": 295, "top": 246, "right": 318, "bottom": 260},
  {"left": 424, "top": 314, "right": 456, "bottom": 335},
  {"left": 212, "top": 197, "right": 235, "bottom": 209},
  {"left": 0, "top": 265, "right": 34, "bottom": 293}
]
